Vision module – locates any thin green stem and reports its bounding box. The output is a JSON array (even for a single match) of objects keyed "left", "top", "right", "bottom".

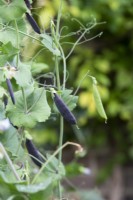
[
  {"left": 54, "top": 1, "right": 64, "bottom": 198},
  {"left": 0, "top": 142, "right": 21, "bottom": 181},
  {"left": 51, "top": 24, "right": 66, "bottom": 90},
  {"left": 55, "top": 56, "right": 61, "bottom": 90},
  {"left": 21, "top": 87, "right": 28, "bottom": 113},
  {"left": 14, "top": 20, "right": 19, "bottom": 68},
  {"left": 32, "top": 141, "right": 82, "bottom": 184},
  {"left": 56, "top": 0, "right": 63, "bottom": 39},
  {"left": 58, "top": 44, "right": 66, "bottom": 90},
  {"left": 58, "top": 116, "right": 64, "bottom": 163},
  {"left": 66, "top": 22, "right": 97, "bottom": 60},
  {"left": 74, "top": 70, "right": 90, "bottom": 95},
  {"left": 0, "top": 23, "right": 41, "bottom": 43}
]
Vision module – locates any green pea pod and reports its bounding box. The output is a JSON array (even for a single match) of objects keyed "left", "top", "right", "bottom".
[{"left": 93, "top": 83, "right": 107, "bottom": 121}]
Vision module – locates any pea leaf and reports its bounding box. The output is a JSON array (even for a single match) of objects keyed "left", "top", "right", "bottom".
[
  {"left": 41, "top": 33, "right": 61, "bottom": 56},
  {"left": 0, "top": 42, "right": 19, "bottom": 66},
  {"left": 0, "top": 0, "right": 27, "bottom": 22},
  {"left": 0, "top": 19, "right": 27, "bottom": 46},
  {"left": 45, "top": 154, "right": 65, "bottom": 180},
  {"left": 31, "top": 62, "right": 48, "bottom": 76},
  {"left": 16, "top": 178, "right": 52, "bottom": 193},
  {"left": 0, "top": 100, "right": 5, "bottom": 120},
  {"left": 0, "top": 87, "right": 6, "bottom": 98},
  {"left": 0, "top": 126, "right": 24, "bottom": 157},
  {"left": 14, "top": 62, "right": 32, "bottom": 88},
  {"left": 6, "top": 88, "right": 51, "bottom": 128}
]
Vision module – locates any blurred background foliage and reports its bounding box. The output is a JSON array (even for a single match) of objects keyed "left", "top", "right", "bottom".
[{"left": 22, "top": 0, "right": 133, "bottom": 183}]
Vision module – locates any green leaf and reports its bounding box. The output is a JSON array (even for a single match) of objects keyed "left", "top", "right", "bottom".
[
  {"left": 6, "top": 88, "right": 51, "bottom": 128},
  {"left": 0, "top": 86, "right": 6, "bottom": 98},
  {"left": 0, "top": 70, "right": 5, "bottom": 82},
  {"left": 46, "top": 154, "right": 65, "bottom": 180},
  {"left": 0, "top": 100, "right": 5, "bottom": 120},
  {"left": 16, "top": 178, "right": 52, "bottom": 193},
  {"left": 0, "top": 55, "right": 8, "bottom": 66},
  {"left": 0, "top": 126, "right": 24, "bottom": 157},
  {"left": 31, "top": 62, "right": 48, "bottom": 76},
  {"left": 0, "top": 19, "right": 27, "bottom": 46},
  {"left": 0, "top": 42, "right": 19, "bottom": 66},
  {"left": 41, "top": 33, "right": 61, "bottom": 56},
  {"left": 14, "top": 62, "right": 32, "bottom": 87},
  {"left": 0, "top": 0, "right": 27, "bottom": 22},
  {"left": 53, "top": 89, "right": 78, "bottom": 113}
]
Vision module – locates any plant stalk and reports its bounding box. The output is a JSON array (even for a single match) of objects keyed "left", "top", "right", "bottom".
[
  {"left": 55, "top": 0, "right": 64, "bottom": 198},
  {"left": 0, "top": 142, "right": 21, "bottom": 181},
  {"left": 21, "top": 87, "right": 28, "bottom": 113},
  {"left": 32, "top": 141, "right": 82, "bottom": 184},
  {"left": 14, "top": 20, "right": 19, "bottom": 68}
]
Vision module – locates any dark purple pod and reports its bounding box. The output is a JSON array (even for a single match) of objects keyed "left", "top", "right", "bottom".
[
  {"left": 25, "top": 139, "right": 43, "bottom": 168},
  {"left": 25, "top": 12, "right": 41, "bottom": 34},
  {"left": 24, "top": 0, "right": 32, "bottom": 10},
  {"left": 6, "top": 78, "right": 15, "bottom": 105},
  {"left": 53, "top": 93, "right": 77, "bottom": 125},
  {"left": 3, "top": 95, "right": 8, "bottom": 108}
]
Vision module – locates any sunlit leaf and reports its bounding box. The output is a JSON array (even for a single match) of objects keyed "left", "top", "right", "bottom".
[{"left": 14, "top": 62, "right": 32, "bottom": 88}]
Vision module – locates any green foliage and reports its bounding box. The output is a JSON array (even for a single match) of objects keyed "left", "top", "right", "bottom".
[
  {"left": 0, "top": 0, "right": 26, "bottom": 21},
  {"left": 53, "top": 89, "right": 78, "bottom": 113},
  {"left": 0, "top": 100, "right": 5, "bottom": 120},
  {"left": 6, "top": 88, "right": 51, "bottom": 128},
  {"left": 0, "top": 42, "right": 19, "bottom": 66},
  {"left": 0, "top": 0, "right": 112, "bottom": 199},
  {"left": 30, "top": 0, "right": 133, "bottom": 187},
  {"left": 41, "top": 33, "right": 61, "bottom": 56},
  {"left": 0, "top": 19, "right": 27, "bottom": 46},
  {"left": 14, "top": 62, "right": 32, "bottom": 87}
]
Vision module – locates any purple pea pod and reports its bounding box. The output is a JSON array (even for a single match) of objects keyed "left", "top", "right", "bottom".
[
  {"left": 53, "top": 93, "right": 77, "bottom": 125},
  {"left": 24, "top": 0, "right": 32, "bottom": 10},
  {"left": 3, "top": 95, "right": 8, "bottom": 108},
  {"left": 25, "top": 139, "right": 44, "bottom": 168},
  {"left": 6, "top": 78, "right": 15, "bottom": 105},
  {"left": 26, "top": 12, "right": 41, "bottom": 34}
]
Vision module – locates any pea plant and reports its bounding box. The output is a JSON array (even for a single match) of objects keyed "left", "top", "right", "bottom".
[{"left": 0, "top": 0, "right": 107, "bottom": 199}]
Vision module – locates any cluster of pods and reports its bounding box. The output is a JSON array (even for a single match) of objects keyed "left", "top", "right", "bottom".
[{"left": 4, "top": 0, "right": 77, "bottom": 168}]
